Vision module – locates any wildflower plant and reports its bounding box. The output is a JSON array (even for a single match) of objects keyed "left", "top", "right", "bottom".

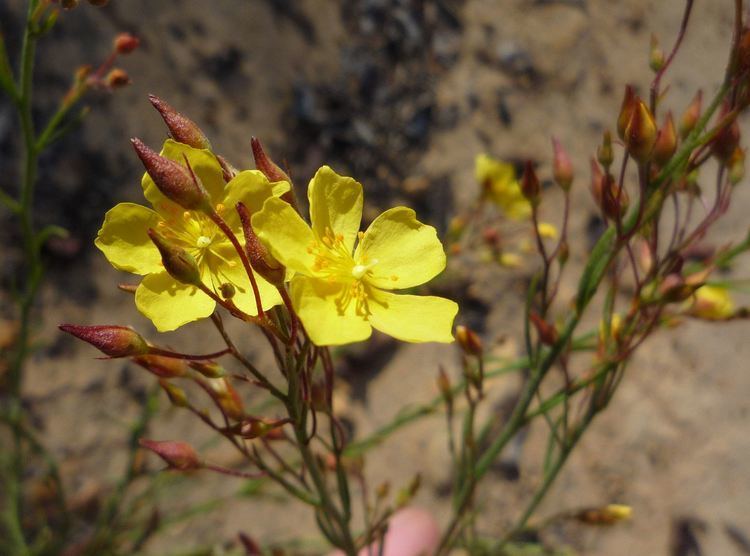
[{"left": 58, "top": 0, "right": 750, "bottom": 554}]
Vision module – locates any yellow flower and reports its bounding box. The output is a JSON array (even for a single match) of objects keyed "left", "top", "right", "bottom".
[
  {"left": 252, "top": 166, "right": 458, "bottom": 346},
  {"left": 475, "top": 154, "right": 531, "bottom": 220},
  {"left": 96, "top": 139, "right": 287, "bottom": 332},
  {"left": 688, "top": 284, "right": 735, "bottom": 320},
  {"left": 536, "top": 221, "right": 558, "bottom": 239}
]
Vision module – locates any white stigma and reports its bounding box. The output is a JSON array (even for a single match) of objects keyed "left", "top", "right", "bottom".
[
  {"left": 196, "top": 235, "right": 211, "bottom": 248},
  {"left": 351, "top": 259, "right": 378, "bottom": 280}
]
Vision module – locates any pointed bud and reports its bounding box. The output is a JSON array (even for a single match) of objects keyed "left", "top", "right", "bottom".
[
  {"left": 529, "top": 312, "right": 558, "bottom": 345},
  {"left": 520, "top": 161, "right": 540, "bottom": 205},
  {"left": 601, "top": 174, "right": 629, "bottom": 220},
  {"left": 597, "top": 130, "right": 614, "bottom": 168},
  {"left": 653, "top": 112, "right": 677, "bottom": 166},
  {"left": 59, "top": 324, "right": 150, "bottom": 358},
  {"left": 711, "top": 103, "right": 740, "bottom": 163},
  {"left": 575, "top": 504, "right": 632, "bottom": 525},
  {"left": 236, "top": 202, "right": 286, "bottom": 286},
  {"left": 617, "top": 85, "right": 637, "bottom": 140},
  {"left": 436, "top": 367, "right": 453, "bottom": 405},
  {"left": 658, "top": 273, "right": 694, "bottom": 302},
  {"left": 250, "top": 137, "right": 291, "bottom": 184},
  {"left": 649, "top": 34, "right": 664, "bottom": 72},
  {"left": 105, "top": 68, "right": 130, "bottom": 89},
  {"left": 139, "top": 439, "right": 201, "bottom": 471},
  {"left": 134, "top": 354, "right": 188, "bottom": 378},
  {"left": 624, "top": 100, "right": 657, "bottom": 163},
  {"left": 552, "top": 138, "right": 574, "bottom": 191},
  {"left": 147, "top": 228, "right": 202, "bottom": 285},
  {"left": 159, "top": 379, "right": 189, "bottom": 407},
  {"left": 188, "top": 361, "right": 226, "bottom": 378},
  {"left": 148, "top": 95, "right": 212, "bottom": 150},
  {"left": 114, "top": 33, "right": 139, "bottom": 55},
  {"left": 201, "top": 378, "right": 245, "bottom": 421},
  {"left": 679, "top": 91, "right": 702, "bottom": 139},
  {"left": 455, "top": 325, "right": 482, "bottom": 356},
  {"left": 131, "top": 138, "right": 211, "bottom": 211}
]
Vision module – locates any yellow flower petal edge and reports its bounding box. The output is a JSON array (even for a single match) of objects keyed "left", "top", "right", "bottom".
[
  {"left": 475, "top": 153, "right": 531, "bottom": 220},
  {"left": 252, "top": 196, "right": 317, "bottom": 275},
  {"left": 135, "top": 272, "right": 216, "bottom": 332},
  {"left": 308, "top": 166, "right": 363, "bottom": 253},
  {"left": 368, "top": 289, "right": 458, "bottom": 343},
  {"left": 354, "top": 206, "right": 446, "bottom": 290},
  {"left": 95, "top": 202, "right": 164, "bottom": 275}
]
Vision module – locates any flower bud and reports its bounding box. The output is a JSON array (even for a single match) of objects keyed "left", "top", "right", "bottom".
[
  {"left": 575, "top": 504, "right": 632, "bottom": 525},
  {"left": 147, "top": 228, "right": 202, "bottom": 285},
  {"left": 188, "top": 361, "right": 226, "bottom": 378},
  {"left": 688, "top": 285, "right": 735, "bottom": 320},
  {"left": 737, "top": 26, "right": 750, "bottom": 75},
  {"left": 552, "top": 137, "right": 574, "bottom": 191},
  {"left": 114, "top": 33, "right": 139, "bottom": 55},
  {"left": 679, "top": 91, "right": 702, "bottom": 139},
  {"left": 59, "top": 324, "right": 150, "bottom": 358},
  {"left": 134, "top": 354, "right": 188, "bottom": 378},
  {"left": 649, "top": 34, "right": 664, "bottom": 72},
  {"left": 139, "top": 439, "right": 201, "bottom": 471},
  {"left": 250, "top": 137, "right": 291, "bottom": 184},
  {"left": 729, "top": 147, "right": 745, "bottom": 184},
  {"left": 436, "top": 367, "right": 453, "bottom": 405},
  {"left": 236, "top": 202, "right": 286, "bottom": 286},
  {"left": 597, "top": 130, "right": 614, "bottom": 168},
  {"left": 201, "top": 378, "right": 245, "bottom": 421},
  {"left": 455, "top": 325, "right": 482, "bottom": 356},
  {"left": 520, "top": 161, "right": 540, "bottom": 205},
  {"left": 148, "top": 95, "right": 212, "bottom": 151},
  {"left": 105, "top": 68, "right": 130, "bottom": 89},
  {"left": 658, "top": 273, "right": 694, "bottom": 303},
  {"left": 624, "top": 100, "right": 657, "bottom": 163},
  {"left": 159, "top": 379, "right": 189, "bottom": 408},
  {"left": 240, "top": 417, "right": 287, "bottom": 440},
  {"left": 132, "top": 138, "right": 211, "bottom": 212},
  {"left": 617, "top": 85, "right": 637, "bottom": 140},
  {"left": 529, "top": 312, "right": 558, "bottom": 345},
  {"left": 653, "top": 111, "right": 677, "bottom": 166},
  {"left": 711, "top": 103, "right": 740, "bottom": 163},
  {"left": 601, "top": 174, "right": 629, "bottom": 220}
]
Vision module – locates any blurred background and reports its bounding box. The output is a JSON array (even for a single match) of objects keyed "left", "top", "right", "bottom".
[{"left": 1, "top": 0, "right": 749, "bottom": 554}]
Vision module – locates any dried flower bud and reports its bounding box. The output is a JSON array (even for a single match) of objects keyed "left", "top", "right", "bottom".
[
  {"left": 529, "top": 312, "right": 558, "bottom": 345},
  {"left": 105, "top": 68, "right": 130, "bottom": 89},
  {"left": 188, "top": 361, "right": 226, "bottom": 378},
  {"left": 597, "top": 130, "right": 614, "bottom": 168},
  {"left": 251, "top": 137, "right": 291, "bottom": 184},
  {"left": 711, "top": 103, "right": 740, "bottom": 163},
  {"left": 617, "top": 85, "right": 637, "bottom": 140},
  {"left": 148, "top": 95, "right": 212, "bottom": 150},
  {"left": 680, "top": 91, "right": 702, "bottom": 139},
  {"left": 132, "top": 138, "right": 212, "bottom": 212},
  {"left": 624, "top": 100, "right": 657, "bottom": 163},
  {"left": 236, "top": 202, "right": 286, "bottom": 286},
  {"left": 552, "top": 137, "right": 574, "bottom": 191},
  {"left": 134, "top": 354, "right": 188, "bottom": 378},
  {"left": 139, "top": 439, "right": 201, "bottom": 471},
  {"left": 114, "top": 33, "right": 139, "bottom": 55},
  {"left": 147, "top": 228, "right": 202, "bottom": 285},
  {"left": 649, "top": 34, "right": 664, "bottom": 72},
  {"left": 653, "top": 112, "right": 677, "bottom": 166},
  {"left": 455, "top": 325, "right": 482, "bottom": 356},
  {"left": 575, "top": 504, "right": 632, "bottom": 525},
  {"left": 159, "top": 379, "right": 189, "bottom": 407},
  {"left": 520, "top": 161, "right": 540, "bottom": 204},
  {"left": 59, "top": 324, "right": 150, "bottom": 358}
]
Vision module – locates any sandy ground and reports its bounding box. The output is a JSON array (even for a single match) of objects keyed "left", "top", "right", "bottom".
[{"left": 2, "top": 0, "right": 749, "bottom": 554}]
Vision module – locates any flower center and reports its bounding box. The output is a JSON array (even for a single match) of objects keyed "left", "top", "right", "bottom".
[
  {"left": 351, "top": 259, "right": 378, "bottom": 280},
  {"left": 196, "top": 235, "right": 212, "bottom": 248}
]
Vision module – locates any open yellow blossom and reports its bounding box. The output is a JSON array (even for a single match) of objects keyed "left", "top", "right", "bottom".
[
  {"left": 475, "top": 154, "right": 531, "bottom": 220},
  {"left": 95, "top": 139, "right": 287, "bottom": 331},
  {"left": 252, "top": 166, "right": 458, "bottom": 346},
  {"left": 688, "top": 284, "right": 735, "bottom": 320}
]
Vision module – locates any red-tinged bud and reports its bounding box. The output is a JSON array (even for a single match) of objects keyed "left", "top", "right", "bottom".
[
  {"left": 520, "top": 161, "right": 541, "bottom": 205},
  {"left": 201, "top": 378, "right": 245, "bottom": 421},
  {"left": 148, "top": 95, "right": 212, "bottom": 150},
  {"left": 638, "top": 241, "right": 654, "bottom": 276},
  {"left": 737, "top": 27, "right": 750, "bottom": 74},
  {"left": 729, "top": 147, "right": 745, "bottom": 184},
  {"left": 75, "top": 64, "right": 92, "bottom": 84},
  {"left": 114, "top": 33, "right": 139, "bottom": 55},
  {"left": 552, "top": 137, "right": 574, "bottom": 191},
  {"left": 436, "top": 367, "right": 453, "bottom": 405},
  {"left": 133, "top": 354, "right": 188, "bottom": 378},
  {"left": 455, "top": 325, "right": 482, "bottom": 356},
  {"left": 590, "top": 158, "right": 604, "bottom": 207},
  {"left": 139, "top": 439, "right": 201, "bottom": 471},
  {"left": 250, "top": 137, "right": 291, "bottom": 184},
  {"left": 529, "top": 312, "right": 558, "bottom": 345},
  {"left": 617, "top": 85, "right": 637, "bottom": 140},
  {"left": 188, "top": 361, "right": 226, "bottom": 378},
  {"left": 601, "top": 174, "right": 629, "bottom": 220},
  {"left": 131, "top": 138, "right": 211, "bottom": 211},
  {"left": 653, "top": 112, "right": 677, "bottom": 166},
  {"left": 147, "top": 228, "right": 202, "bottom": 285},
  {"left": 624, "top": 100, "right": 657, "bottom": 163},
  {"left": 649, "top": 34, "right": 664, "bottom": 72},
  {"left": 159, "top": 379, "right": 189, "bottom": 407},
  {"left": 105, "top": 68, "right": 130, "bottom": 89},
  {"left": 236, "top": 202, "right": 286, "bottom": 286},
  {"left": 481, "top": 226, "right": 500, "bottom": 247},
  {"left": 658, "top": 273, "right": 695, "bottom": 302},
  {"left": 597, "top": 130, "right": 614, "bottom": 168},
  {"left": 712, "top": 104, "right": 741, "bottom": 163},
  {"left": 240, "top": 417, "right": 287, "bottom": 440},
  {"left": 59, "top": 324, "right": 150, "bottom": 358},
  {"left": 680, "top": 91, "right": 702, "bottom": 139}
]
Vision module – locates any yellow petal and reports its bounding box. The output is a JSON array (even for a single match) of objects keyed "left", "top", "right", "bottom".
[
  {"left": 205, "top": 242, "right": 283, "bottom": 315},
  {"left": 221, "top": 170, "right": 290, "bottom": 227},
  {"left": 95, "top": 203, "right": 163, "bottom": 275},
  {"left": 475, "top": 153, "right": 515, "bottom": 185},
  {"left": 143, "top": 139, "right": 226, "bottom": 212},
  {"left": 290, "top": 276, "right": 372, "bottom": 346},
  {"left": 537, "top": 221, "right": 558, "bottom": 239},
  {"left": 308, "top": 166, "right": 363, "bottom": 252},
  {"left": 252, "top": 197, "right": 317, "bottom": 275},
  {"left": 368, "top": 288, "right": 457, "bottom": 343},
  {"left": 355, "top": 207, "right": 446, "bottom": 290},
  {"left": 135, "top": 272, "right": 215, "bottom": 332}
]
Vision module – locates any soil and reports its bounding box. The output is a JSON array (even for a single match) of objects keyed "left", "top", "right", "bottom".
[{"left": 1, "top": 0, "right": 749, "bottom": 555}]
